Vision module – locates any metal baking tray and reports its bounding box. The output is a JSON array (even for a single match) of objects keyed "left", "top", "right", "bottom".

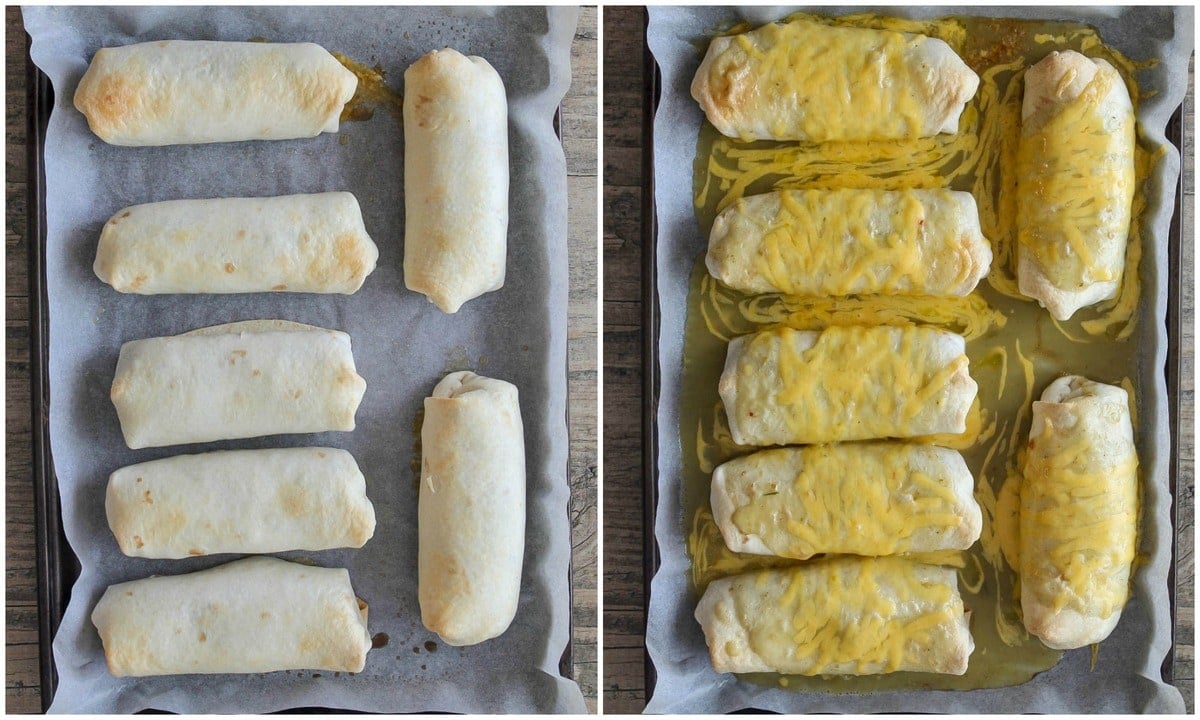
[
  {"left": 639, "top": 14, "right": 1187, "bottom": 710},
  {"left": 24, "top": 39, "right": 576, "bottom": 714}
]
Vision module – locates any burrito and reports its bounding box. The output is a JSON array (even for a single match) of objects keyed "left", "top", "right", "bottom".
[
  {"left": 711, "top": 443, "right": 981, "bottom": 559},
  {"left": 73, "top": 40, "right": 357, "bottom": 146},
  {"left": 1020, "top": 375, "right": 1138, "bottom": 649},
  {"left": 110, "top": 320, "right": 366, "bottom": 449},
  {"left": 691, "top": 18, "right": 979, "bottom": 143},
  {"left": 1016, "top": 50, "right": 1136, "bottom": 321},
  {"left": 707, "top": 189, "right": 992, "bottom": 297},
  {"left": 106, "top": 447, "right": 376, "bottom": 559},
  {"left": 419, "top": 371, "right": 525, "bottom": 646},
  {"left": 695, "top": 557, "right": 974, "bottom": 675},
  {"left": 719, "top": 325, "right": 977, "bottom": 446},
  {"left": 91, "top": 556, "right": 371, "bottom": 676},
  {"left": 94, "top": 192, "right": 378, "bottom": 295},
  {"left": 403, "top": 48, "right": 509, "bottom": 314}
]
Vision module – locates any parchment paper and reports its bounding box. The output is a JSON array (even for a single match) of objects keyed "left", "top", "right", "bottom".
[
  {"left": 646, "top": 6, "right": 1191, "bottom": 714},
  {"left": 23, "top": 6, "right": 586, "bottom": 714}
]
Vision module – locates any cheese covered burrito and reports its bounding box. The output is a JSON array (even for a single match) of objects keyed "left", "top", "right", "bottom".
[
  {"left": 719, "top": 325, "right": 977, "bottom": 446},
  {"left": 106, "top": 447, "right": 376, "bottom": 559},
  {"left": 110, "top": 320, "right": 366, "bottom": 449},
  {"left": 403, "top": 48, "right": 509, "bottom": 313},
  {"left": 1016, "top": 51, "right": 1136, "bottom": 320},
  {"left": 419, "top": 371, "right": 525, "bottom": 646},
  {"left": 74, "top": 40, "right": 357, "bottom": 146},
  {"left": 691, "top": 18, "right": 979, "bottom": 143},
  {"left": 94, "top": 192, "right": 378, "bottom": 295},
  {"left": 712, "top": 443, "right": 981, "bottom": 559},
  {"left": 707, "top": 189, "right": 992, "bottom": 297},
  {"left": 1020, "top": 375, "right": 1138, "bottom": 649},
  {"left": 91, "top": 556, "right": 371, "bottom": 676},
  {"left": 696, "top": 557, "right": 974, "bottom": 675}
]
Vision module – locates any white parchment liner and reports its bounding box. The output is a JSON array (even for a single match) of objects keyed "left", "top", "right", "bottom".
[
  {"left": 23, "top": 5, "right": 586, "bottom": 714},
  {"left": 646, "top": 6, "right": 1191, "bottom": 714}
]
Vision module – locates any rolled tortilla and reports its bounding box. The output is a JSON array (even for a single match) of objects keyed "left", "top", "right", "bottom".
[
  {"left": 707, "top": 189, "right": 992, "bottom": 297},
  {"left": 93, "top": 192, "right": 378, "bottom": 295},
  {"left": 719, "top": 325, "right": 977, "bottom": 446},
  {"left": 1020, "top": 375, "right": 1138, "bottom": 649},
  {"left": 712, "top": 443, "right": 981, "bottom": 559},
  {"left": 691, "top": 18, "right": 979, "bottom": 143},
  {"left": 695, "top": 557, "right": 974, "bottom": 675},
  {"left": 1016, "top": 51, "right": 1136, "bottom": 321},
  {"left": 403, "top": 48, "right": 509, "bottom": 314},
  {"left": 419, "top": 371, "right": 525, "bottom": 646},
  {"left": 110, "top": 320, "right": 366, "bottom": 449},
  {"left": 73, "top": 40, "right": 357, "bottom": 146},
  {"left": 91, "top": 556, "right": 371, "bottom": 676},
  {"left": 106, "top": 447, "right": 376, "bottom": 559}
]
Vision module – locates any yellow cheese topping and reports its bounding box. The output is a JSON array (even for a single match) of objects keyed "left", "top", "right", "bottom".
[
  {"left": 1021, "top": 388, "right": 1138, "bottom": 619},
  {"left": 708, "top": 189, "right": 987, "bottom": 297},
  {"left": 727, "top": 325, "right": 972, "bottom": 444},
  {"left": 722, "top": 444, "right": 976, "bottom": 559},
  {"left": 1016, "top": 63, "right": 1136, "bottom": 290},
  {"left": 700, "top": 19, "right": 953, "bottom": 143},
  {"left": 727, "top": 558, "right": 966, "bottom": 675}
]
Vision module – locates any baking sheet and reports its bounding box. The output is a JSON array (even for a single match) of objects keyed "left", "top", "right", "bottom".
[
  {"left": 22, "top": 5, "right": 586, "bottom": 714},
  {"left": 645, "top": 6, "right": 1190, "bottom": 714}
]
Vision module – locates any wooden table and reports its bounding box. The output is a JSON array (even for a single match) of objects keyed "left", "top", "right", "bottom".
[
  {"left": 4, "top": 6, "right": 597, "bottom": 712},
  {"left": 601, "top": 6, "right": 1194, "bottom": 712}
]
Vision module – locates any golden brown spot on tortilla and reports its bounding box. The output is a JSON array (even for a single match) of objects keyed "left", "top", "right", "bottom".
[
  {"left": 126, "top": 591, "right": 133, "bottom": 597},
  {"left": 334, "top": 233, "right": 366, "bottom": 280},
  {"left": 272, "top": 284, "right": 287, "bottom": 291},
  {"left": 337, "top": 368, "right": 358, "bottom": 386},
  {"left": 252, "top": 369, "right": 261, "bottom": 377},
  {"left": 143, "top": 490, "right": 153, "bottom": 504},
  {"left": 198, "top": 632, "right": 207, "bottom": 642},
  {"left": 128, "top": 274, "right": 147, "bottom": 291},
  {"left": 110, "top": 377, "right": 128, "bottom": 399},
  {"left": 188, "top": 548, "right": 205, "bottom": 556},
  {"left": 236, "top": 229, "right": 246, "bottom": 239},
  {"left": 261, "top": 611, "right": 270, "bottom": 619},
  {"left": 135, "top": 477, "right": 142, "bottom": 483},
  {"left": 293, "top": 389, "right": 303, "bottom": 399},
  {"left": 317, "top": 451, "right": 326, "bottom": 458},
  {"left": 280, "top": 485, "right": 311, "bottom": 517},
  {"left": 224, "top": 262, "right": 236, "bottom": 273},
  {"left": 121, "top": 210, "right": 132, "bottom": 218},
  {"left": 80, "top": 70, "right": 141, "bottom": 137},
  {"left": 133, "top": 535, "right": 144, "bottom": 549}
]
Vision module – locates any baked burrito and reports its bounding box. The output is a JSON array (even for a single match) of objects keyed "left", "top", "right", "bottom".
[
  {"left": 419, "top": 371, "right": 525, "bottom": 646},
  {"left": 110, "top": 320, "right": 366, "bottom": 449},
  {"left": 91, "top": 556, "right": 371, "bottom": 676},
  {"left": 106, "top": 447, "right": 376, "bottom": 559},
  {"left": 719, "top": 325, "right": 977, "bottom": 446},
  {"left": 696, "top": 557, "right": 974, "bottom": 675},
  {"left": 74, "top": 40, "right": 357, "bottom": 146},
  {"left": 1016, "top": 51, "right": 1136, "bottom": 321},
  {"left": 1020, "top": 375, "right": 1138, "bottom": 649},
  {"left": 403, "top": 48, "right": 509, "bottom": 314},
  {"left": 712, "top": 443, "right": 981, "bottom": 559},
  {"left": 691, "top": 18, "right": 979, "bottom": 143},
  {"left": 707, "top": 189, "right": 992, "bottom": 297},
  {"left": 94, "top": 192, "right": 378, "bottom": 295}
]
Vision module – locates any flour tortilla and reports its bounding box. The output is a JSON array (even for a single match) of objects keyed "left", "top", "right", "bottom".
[{"left": 106, "top": 447, "right": 376, "bottom": 559}]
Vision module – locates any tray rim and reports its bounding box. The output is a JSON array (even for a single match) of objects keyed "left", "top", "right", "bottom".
[
  {"left": 639, "top": 14, "right": 1188, "bottom": 711},
  {"left": 24, "top": 39, "right": 577, "bottom": 715}
]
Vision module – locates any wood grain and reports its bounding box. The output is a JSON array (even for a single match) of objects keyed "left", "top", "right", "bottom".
[
  {"left": 600, "top": 7, "right": 1194, "bottom": 712},
  {"left": 4, "top": 6, "right": 598, "bottom": 713}
]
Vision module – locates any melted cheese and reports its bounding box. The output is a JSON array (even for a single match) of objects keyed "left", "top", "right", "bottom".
[
  {"left": 1016, "top": 63, "right": 1135, "bottom": 290},
  {"left": 709, "top": 558, "right": 970, "bottom": 675},
  {"left": 723, "top": 325, "right": 975, "bottom": 445},
  {"left": 1021, "top": 380, "right": 1138, "bottom": 624},
  {"left": 707, "top": 189, "right": 990, "bottom": 297},
  {"left": 717, "top": 443, "right": 980, "bottom": 559},
  {"left": 694, "top": 19, "right": 974, "bottom": 143}
]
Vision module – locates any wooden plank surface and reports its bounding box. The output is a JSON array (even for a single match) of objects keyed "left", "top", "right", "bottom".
[
  {"left": 4, "top": 6, "right": 598, "bottom": 713},
  {"left": 600, "top": 7, "right": 1194, "bottom": 712}
]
